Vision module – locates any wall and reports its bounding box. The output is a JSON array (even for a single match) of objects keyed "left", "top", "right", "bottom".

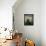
[
  {"left": 13, "top": 0, "right": 41, "bottom": 46},
  {"left": 41, "top": 0, "right": 46, "bottom": 46},
  {"left": 0, "top": 0, "right": 16, "bottom": 30}
]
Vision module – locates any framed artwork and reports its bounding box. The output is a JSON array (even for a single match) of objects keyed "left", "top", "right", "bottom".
[{"left": 24, "top": 14, "right": 34, "bottom": 26}]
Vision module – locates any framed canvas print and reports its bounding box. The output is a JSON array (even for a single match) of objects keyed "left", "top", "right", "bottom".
[{"left": 24, "top": 14, "right": 34, "bottom": 26}]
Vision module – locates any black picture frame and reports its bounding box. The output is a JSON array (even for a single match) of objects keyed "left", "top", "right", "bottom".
[{"left": 24, "top": 14, "right": 34, "bottom": 26}]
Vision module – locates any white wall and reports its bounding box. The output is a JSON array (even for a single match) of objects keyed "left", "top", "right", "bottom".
[
  {"left": 13, "top": 0, "right": 41, "bottom": 46},
  {"left": 41, "top": 0, "right": 46, "bottom": 46},
  {"left": 0, "top": 0, "right": 16, "bottom": 30}
]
